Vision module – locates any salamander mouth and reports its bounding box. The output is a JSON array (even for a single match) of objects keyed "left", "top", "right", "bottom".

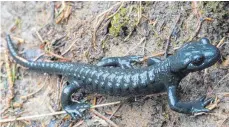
[{"left": 206, "top": 46, "right": 221, "bottom": 66}]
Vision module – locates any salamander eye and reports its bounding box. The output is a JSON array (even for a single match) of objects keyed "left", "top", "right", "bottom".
[{"left": 192, "top": 56, "right": 204, "bottom": 66}]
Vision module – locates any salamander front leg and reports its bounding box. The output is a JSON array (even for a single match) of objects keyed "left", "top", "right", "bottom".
[
  {"left": 167, "top": 85, "right": 213, "bottom": 114},
  {"left": 61, "top": 80, "right": 90, "bottom": 120},
  {"left": 97, "top": 56, "right": 143, "bottom": 69},
  {"left": 147, "top": 57, "right": 162, "bottom": 66}
]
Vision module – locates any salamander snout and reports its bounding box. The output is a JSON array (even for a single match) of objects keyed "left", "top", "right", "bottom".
[
  {"left": 173, "top": 38, "right": 221, "bottom": 72},
  {"left": 186, "top": 38, "right": 220, "bottom": 71}
]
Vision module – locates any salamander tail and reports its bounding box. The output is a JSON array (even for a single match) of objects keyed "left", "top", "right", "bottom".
[{"left": 6, "top": 35, "right": 30, "bottom": 67}]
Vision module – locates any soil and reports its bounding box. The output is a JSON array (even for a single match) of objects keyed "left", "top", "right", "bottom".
[{"left": 0, "top": 1, "right": 229, "bottom": 127}]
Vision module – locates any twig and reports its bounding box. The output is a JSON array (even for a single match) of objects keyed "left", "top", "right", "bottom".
[
  {"left": 189, "top": 19, "right": 203, "bottom": 41},
  {"left": 142, "top": 39, "right": 147, "bottom": 56},
  {"left": 0, "top": 101, "right": 121, "bottom": 123},
  {"left": 100, "top": 19, "right": 112, "bottom": 35},
  {"left": 57, "top": 77, "right": 65, "bottom": 109},
  {"left": 35, "top": 31, "right": 71, "bottom": 61},
  {"left": 73, "top": 120, "right": 84, "bottom": 127},
  {"left": 189, "top": 17, "right": 213, "bottom": 41},
  {"left": 217, "top": 73, "right": 229, "bottom": 86},
  {"left": 50, "top": 1, "right": 55, "bottom": 22},
  {"left": 152, "top": 51, "right": 165, "bottom": 57},
  {"left": 107, "top": 2, "right": 124, "bottom": 19},
  {"left": 61, "top": 39, "right": 77, "bottom": 56},
  {"left": 108, "top": 104, "right": 122, "bottom": 119},
  {"left": 221, "top": 116, "right": 229, "bottom": 127},
  {"left": 91, "top": 109, "right": 119, "bottom": 127},
  {"left": 32, "top": 53, "right": 45, "bottom": 62},
  {"left": 47, "top": 51, "right": 71, "bottom": 61},
  {"left": 91, "top": 101, "right": 121, "bottom": 108},
  {"left": 20, "top": 77, "right": 48, "bottom": 100},
  {"left": 36, "top": 30, "right": 44, "bottom": 43},
  {"left": 125, "top": 37, "right": 146, "bottom": 55},
  {"left": 0, "top": 111, "right": 66, "bottom": 123},
  {"left": 216, "top": 37, "right": 226, "bottom": 48},
  {"left": 191, "top": 1, "right": 201, "bottom": 19},
  {"left": 164, "top": 14, "right": 181, "bottom": 58},
  {"left": 93, "top": 2, "right": 122, "bottom": 49},
  {"left": 143, "top": 46, "right": 180, "bottom": 61},
  {"left": 93, "top": 12, "right": 107, "bottom": 49}
]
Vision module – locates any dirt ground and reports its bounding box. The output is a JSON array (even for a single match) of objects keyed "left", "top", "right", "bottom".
[{"left": 0, "top": 1, "right": 229, "bottom": 127}]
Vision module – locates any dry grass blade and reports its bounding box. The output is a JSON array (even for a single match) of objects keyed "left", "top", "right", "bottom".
[
  {"left": 55, "top": 12, "right": 64, "bottom": 24},
  {"left": 0, "top": 48, "right": 15, "bottom": 114},
  {"left": 64, "top": 4, "right": 72, "bottom": 19},
  {"left": 136, "top": 1, "right": 142, "bottom": 25},
  {"left": 36, "top": 30, "right": 44, "bottom": 43}
]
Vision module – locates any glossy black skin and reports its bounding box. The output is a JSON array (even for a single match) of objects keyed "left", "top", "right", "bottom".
[{"left": 7, "top": 35, "right": 220, "bottom": 119}]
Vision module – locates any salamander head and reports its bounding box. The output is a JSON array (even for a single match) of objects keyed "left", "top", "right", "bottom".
[{"left": 171, "top": 38, "right": 220, "bottom": 73}]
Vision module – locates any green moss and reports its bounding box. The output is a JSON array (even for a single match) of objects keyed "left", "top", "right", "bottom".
[
  {"left": 201, "top": 1, "right": 228, "bottom": 19},
  {"left": 109, "top": 7, "right": 128, "bottom": 36},
  {"left": 109, "top": 4, "right": 139, "bottom": 38},
  {"left": 202, "top": 1, "right": 220, "bottom": 12}
]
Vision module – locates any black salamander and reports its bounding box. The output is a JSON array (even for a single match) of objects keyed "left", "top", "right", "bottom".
[{"left": 6, "top": 35, "right": 220, "bottom": 119}]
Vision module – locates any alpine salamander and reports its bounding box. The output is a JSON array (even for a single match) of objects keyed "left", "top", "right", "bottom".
[{"left": 6, "top": 35, "right": 220, "bottom": 119}]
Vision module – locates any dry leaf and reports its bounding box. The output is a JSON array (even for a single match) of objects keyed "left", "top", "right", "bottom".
[
  {"left": 55, "top": 12, "right": 64, "bottom": 24},
  {"left": 64, "top": 5, "right": 72, "bottom": 19},
  {"left": 222, "top": 57, "right": 229, "bottom": 67}
]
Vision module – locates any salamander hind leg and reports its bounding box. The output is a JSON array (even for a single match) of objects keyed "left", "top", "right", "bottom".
[
  {"left": 61, "top": 79, "right": 90, "bottom": 120},
  {"left": 97, "top": 56, "right": 143, "bottom": 69}
]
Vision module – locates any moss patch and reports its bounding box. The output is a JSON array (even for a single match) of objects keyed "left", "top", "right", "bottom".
[{"left": 109, "top": 4, "right": 140, "bottom": 38}]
